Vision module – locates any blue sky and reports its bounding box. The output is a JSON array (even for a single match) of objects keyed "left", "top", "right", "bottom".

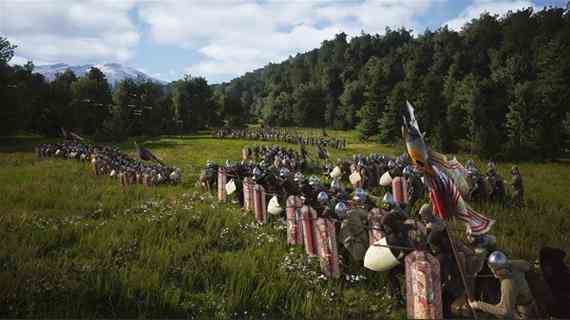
[{"left": 1, "top": 0, "right": 567, "bottom": 84}]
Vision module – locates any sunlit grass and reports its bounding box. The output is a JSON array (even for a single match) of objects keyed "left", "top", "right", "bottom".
[{"left": 0, "top": 132, "right": 568, "bottom": 318}]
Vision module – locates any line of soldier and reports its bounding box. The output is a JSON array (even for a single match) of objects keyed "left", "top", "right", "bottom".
[
  {"left": 36, "top": 141, "right": 181, "bottom": 187},
  {"left": 196, "top": 146, "right": 570, "bottom": 319},
  {"left": 213, "top": 127, "right": 347, "bottom": 150}
]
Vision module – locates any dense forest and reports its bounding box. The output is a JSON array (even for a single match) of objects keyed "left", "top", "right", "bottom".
[
  {"left": 220, "top": 7, "right": 570, "bottom": 160},
  {"left": 1, "top": 7, "right": 570, "bottom": 160}
]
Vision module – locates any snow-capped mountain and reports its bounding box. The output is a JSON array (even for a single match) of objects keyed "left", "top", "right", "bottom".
[{"left": 34, "top": 63, "right": 166, "bottom": 86}]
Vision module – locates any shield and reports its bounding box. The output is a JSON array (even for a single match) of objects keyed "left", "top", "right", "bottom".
[
  {"left": 243, "top": 177, "right": 255, "bottom": 212},
  {"left": 363, "top": 237, "right": 400, "bottom": 272},
  {"left": 226, "top": 179, "right": 237, "bottom": 195},
  {"left": 330, "top": 166, "right": 342, "bottom": 179},
  {"left": 267, "top": 196, "right": 283, "bottom": 215},
  {"left": 315, "top": 217, "right": 341, "bottom": 278},
  {"left": 286, "top": 195, "right": 303, "bottom": 245},
  {"left": 253, "top": 184, "right": 267, "bottom": 224},
  {"left": 392, "top": 176, "right": 409, "bottom": 204},
  {"left": 405, "top": 251, "right": 443, "bottom": 319},
  {"left": 380, "top": 171, "right": 393, "bottom": 186},
  {"left": 300, "top": 205, "right": 318, "bottom": 257}
]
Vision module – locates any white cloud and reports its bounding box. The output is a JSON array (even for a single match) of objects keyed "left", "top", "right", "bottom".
[
  {"left": 0, "top": 0, "right": 140, "bottom": 65},
  {"left": 445, "top": 0, "right": 535, "bottom": 31},
  {"left": 139, "top": 0, "right": 436, "bottom": 82}
]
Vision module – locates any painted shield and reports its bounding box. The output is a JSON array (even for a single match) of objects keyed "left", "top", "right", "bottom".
[
  {"left": 243, "top": 177, "right": 255, "bottom": 212},
  {"left": 405, "top": 251, "right": 443, "bottom": 319},
  {"left": 286, "top": 195, "right": 303, "bottom": 245},
  {"left": 392, "top": 176, "right": 409, "bottom": 204},
  {"left": 253, "top": 184, "right": 267, "bottom": 224},
  {"left": 315, "top": 217, "right": 341, "bottom": 279},
  {"left": 300, "top": 205, "right": 318, "bottom": 257}
]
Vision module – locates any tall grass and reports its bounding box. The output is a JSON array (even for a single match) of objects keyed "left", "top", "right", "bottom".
[{"left": 0, "top": 133, "right": 568, "bottom": 318}]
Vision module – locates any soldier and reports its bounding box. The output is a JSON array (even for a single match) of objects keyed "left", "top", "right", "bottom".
[
  {"left": 380, "top": 193, "right": 409, "bottom": 309},
  {"left": 511, "top": 166, "right": 524, "bottom": 208},
  {"left": 468, "top": 251, "right": 536, "bottom": 319}
]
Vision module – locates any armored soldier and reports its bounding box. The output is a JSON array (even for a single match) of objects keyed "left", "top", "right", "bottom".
[
  {"left": 511, "top": 166, "right": 524, "bottom": 208},
  {"left": 469, "top": 251, "right": 536, "bottom": 319}
]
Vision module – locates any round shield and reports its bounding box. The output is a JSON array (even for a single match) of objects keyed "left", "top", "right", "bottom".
[
  {"left": 380, "top": 171, "right": 393, "bottom": 186},
  {"left": 363, "top": 237, "right": 401, "bottom": 272},
  {"left": 267, "top": 196, "right": 283, "bottom": 215},
  {"left": 330, "top": 166, "right": 342, "bottom": 179}
]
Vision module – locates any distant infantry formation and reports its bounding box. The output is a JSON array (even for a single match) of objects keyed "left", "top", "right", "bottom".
[
  {"left": 36, "top": 139, "right": 181, "bottom": 187},
  {"left": 213, "top": 127, "right": 347, "bottom": 150}
]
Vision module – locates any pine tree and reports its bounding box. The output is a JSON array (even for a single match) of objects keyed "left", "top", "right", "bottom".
[
  {"left": 378, "top": 82, "right": 406, "bottom": 144},
  {"left": 356, "top": 57, "right": 386, "bottom": 141}
]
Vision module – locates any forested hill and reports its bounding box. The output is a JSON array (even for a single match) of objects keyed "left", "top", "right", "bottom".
[{"left": 217, "top": 7, "right": 570, "bottom": 160}]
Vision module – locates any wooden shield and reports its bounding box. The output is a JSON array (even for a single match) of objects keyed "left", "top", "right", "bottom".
[
  {"left": 286, "top": 195, "right": 303, "bottom": 245},
  {"left": 392, "top": 176, "right": 409, "bottom": 205},
  {"left": 405, "top": 251, "right": 443, "bottom": 319},
  {"left": 300, "top": 205, "right": 318, "bottom": 257},
  {"left": 315, "top": 217, "right": 341, "bottom": 278},
  {"left": 253, "top": 184, "right": 267, "bottom": 224},
  {"left": 243, "top": 177, "right": 254, "bottom": 212}
]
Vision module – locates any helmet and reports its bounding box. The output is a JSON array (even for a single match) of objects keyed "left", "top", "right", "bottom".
[
  {"left": 419, "top": 203, "right": 433, "bottom": 221},
  {"left": 294, "top": 172, "right": 305, "bottom": 183},
  {"left": 308, "top": 176, "right": 321, "bottom": 186},
  {"left": 279, "top": 167, "right": 290, "bottom": 178},
  {"left": 382, "top": 192, "right": 395, "bottom": 209},
  {"left": 511, "top": 165, "right": 519, "bottom": 174},
  {"left": 353, "top": 188, "right": 366, "bottom": 202},
  {"left": 317, "top": 191, "right": 329, "bottom": 203},
  {"left": 335, "top": 202, "right": 348, "bottom": 218},
  {"left": 466, "top": 159, "right": 474, "bottom": 168},
  {"left": 252, "top": 167, "right": 263, "bottom": 180},
  {"left": 403, "top": 166, "right": 413, "bottom": 176},
  {"left": 488, "top": 251, "right": 508, "bottom": 269},
  {"left": 206, "top": 160, "right": 215, "bottom": 167},
  {"left": 330, "top": 179, "right": 342, "bottom": 190},
  {"left": 225, "top": 160, "right": 233, "bottom": 167}
]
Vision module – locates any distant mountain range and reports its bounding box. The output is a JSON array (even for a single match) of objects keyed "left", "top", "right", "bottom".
[{"left": 34, "top": 63, "right": 167, "bottom": 86}]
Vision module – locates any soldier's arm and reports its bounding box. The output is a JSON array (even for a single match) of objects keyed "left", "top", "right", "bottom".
[{"left": 475, "top": 278, "right": 515, "bottom": 318}]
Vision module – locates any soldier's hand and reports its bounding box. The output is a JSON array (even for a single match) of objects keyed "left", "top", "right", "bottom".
[{"left": 468, "top": 299, "right": 479, "bottom": 309}]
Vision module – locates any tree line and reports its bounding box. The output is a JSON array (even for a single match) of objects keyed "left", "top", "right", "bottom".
[
  {"left": 218, "top": 7, "right": 570, "bottom": 160},
  {"left": 1, "top": 6, "right": 570, "bottom": 160},
  {"left": 0, "top": 38, "right": 241, "bottom": 141}
]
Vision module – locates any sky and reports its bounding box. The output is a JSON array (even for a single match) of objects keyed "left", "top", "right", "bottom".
[{"left": 1, "top": 0, "right": 567, "bottom": 84}]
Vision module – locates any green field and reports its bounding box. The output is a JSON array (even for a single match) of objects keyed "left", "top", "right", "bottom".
[{"left": 0, "top": 132, "right": 569, "bottom": 318}]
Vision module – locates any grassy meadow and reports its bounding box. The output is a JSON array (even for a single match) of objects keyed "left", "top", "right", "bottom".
[{"left": 0, "top": 131, "right": 569, "bottom": 318}]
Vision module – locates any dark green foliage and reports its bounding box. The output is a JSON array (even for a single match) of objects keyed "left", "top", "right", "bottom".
[
  {"left": 378, "top": 82, "right": 406, "bottom": 144},
  {"left": 214, "top": 7, "right": 569, "bottom": 160}
]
